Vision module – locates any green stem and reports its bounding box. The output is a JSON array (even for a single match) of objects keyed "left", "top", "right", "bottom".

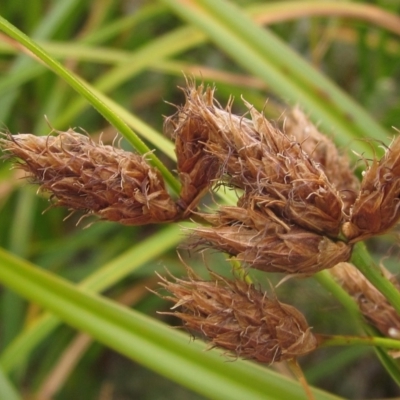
[
  {"left": 351, "top": 241, "right": 400, "bottom": 315},
  {"left": 315, "top": 270, "right": 363, "bottom": 329},
  {"left": 316, "top": 269, "right": 400, "bottom": 384},
  {"left": 319, "top": 334, "right": 400, "bottom": 350}
]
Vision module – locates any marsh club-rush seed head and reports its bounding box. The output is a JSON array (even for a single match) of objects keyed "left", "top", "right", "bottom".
[
  {"left": 158, "top": 266, "right": 318, "bottom": 363},
  {"left": 169, "top": 83, "right": 346, "bottom": 238},
  {"left": 193, "top": 205, "right": 351, "bottom": 274},
  {"left": 0, "top": 130, "right": 179, "bottom": 225}
]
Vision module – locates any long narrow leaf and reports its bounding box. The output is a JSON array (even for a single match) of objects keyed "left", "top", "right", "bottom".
[
  {"left": 0, "top": 248, "right": 342, "bottom": 400},
  {"left": 0, "top": 224, "right": 185, "bottom": 372},
  {"left": 0, "top": 0, "right": 82, "bottom": 121},
  {"left": 0, "top": 366, "right": 21, "bottom": 400}
]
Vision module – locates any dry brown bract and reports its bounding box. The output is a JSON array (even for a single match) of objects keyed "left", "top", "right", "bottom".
[
  {"left": 0, "top": 130, "right": 179, "bottom": 225},
  {"left": 158, "top": 267, "right": 318, "bottom": 363}
]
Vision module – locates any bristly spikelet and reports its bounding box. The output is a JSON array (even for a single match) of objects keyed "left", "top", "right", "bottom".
[
  {"left": 344, "top": 136, "right": 400, "bottom": 242},
  {"left": 158, "top": 266, "right": 318, "bottom": 363},
  {"left": 0, "top": 130, "right": 180, "bottom": 225},
  {"left": 170, "top": 83, "right": 346, "bottom": 238},
  {"left": 193, "top": 206, "right": 351, "bottom": 274},
  {"left": 246, "top": 104, "right": 345, "bottom": 237},
  {"left": 331, "top": 262, "right": 400, "bottom": 338}
]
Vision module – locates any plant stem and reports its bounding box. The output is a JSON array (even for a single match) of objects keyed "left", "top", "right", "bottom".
[
  {"left": 315, "top": 270, "right": 364, "bottom": 333},
  {"left": 351, "top": 241, "right": 400, "bottom": 315},
  {"left": 318, "top": 333, "right": 400, "bottom": 350}
]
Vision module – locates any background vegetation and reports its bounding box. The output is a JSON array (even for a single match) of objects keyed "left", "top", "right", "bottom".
[{"left": 0, "top": 0, "right": 399, "bottom": 399}]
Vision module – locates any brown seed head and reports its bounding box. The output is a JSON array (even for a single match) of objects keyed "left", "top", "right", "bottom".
[
  {"left": 345, "top": 136, "right": 400, "bottom": 241},
  {"left": 158, "top": 267, "right": 318, "bottom": 363},
  {"left": 330, "top": 262, "right": 400, "bottom": 338},
  {"left": 192, "top": 206, "right": 351, "bottom": 274},
  {"left": 0, "top": 130, "right": 179, "bottom": 225},
  {"left": 168, "top": 83, "right": 345, "bottom": 237}
]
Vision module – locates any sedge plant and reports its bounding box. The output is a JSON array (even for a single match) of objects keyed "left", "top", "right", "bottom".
[{"left": 0, "top": 1, "right": 399, "bottom": 399}]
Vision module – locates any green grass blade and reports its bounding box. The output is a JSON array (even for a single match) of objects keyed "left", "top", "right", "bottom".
[
  {"left": 0, "top": 224, "right": 185, "bottom": 372},
  {"left": 317, "top": 269, "right": 400, "bottom": 384},
  {"left": 27, "top": 0, "right": 81, "bottom": 40},
  {"left": 0, "top": 0, "right": 82, "bottom": 121},
  {"left": 365, "top": 326, "right": 400, "bottom": 386},
  {"left": 351, "top": 242, "right": 400, "bottom": 315},
  {"left": 247, "top": 2, "right": 400, "bottom": 36},
  {"left": 79, "top": 224, "right": 186, "bottom": 292},
  {"left": 81, "top": 4, "right": 168, "bottom": 45},
  {"left": 315, "top": 270, "right": 363, "bottom": 333},
  {"left": 0, "top": 366, "right": 21, "bottom": 400},
  {"left": 52, "top": 25, "right": 205, "bottom": 128},
  {"left": 373, "top": 344, "right": 400, "bottom": 386},
  {"left": 0, "top": 247, "right": 342, "bottom": 400},
  {"left": 63, "top": 80, "right": 177, "bottom": 161},
  {"left": 0, "top": 64, "right": 43, "bottom": 93}
]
